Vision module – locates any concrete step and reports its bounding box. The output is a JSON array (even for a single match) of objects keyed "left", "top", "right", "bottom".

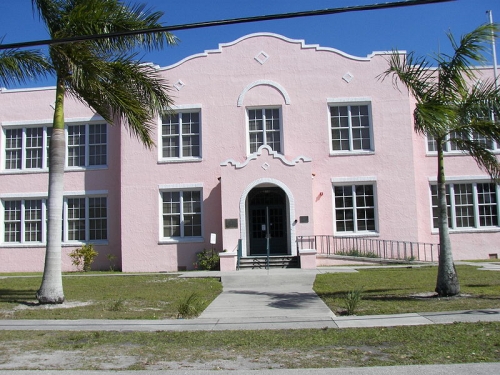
[{"left": 238, "top": 256, "right": 299, "bottom": 269}]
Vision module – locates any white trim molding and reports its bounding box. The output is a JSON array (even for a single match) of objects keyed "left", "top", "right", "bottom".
[{"left": 237, "top": 80, "right": 291, "bottom": 107}]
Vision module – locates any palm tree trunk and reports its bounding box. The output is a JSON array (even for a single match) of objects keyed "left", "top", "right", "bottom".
[
  {"left": 36, "top": 77, "right": 66, "bottom": 304},
  {"left": 435, "top": 142, "right": 460, "bottom": 296}
]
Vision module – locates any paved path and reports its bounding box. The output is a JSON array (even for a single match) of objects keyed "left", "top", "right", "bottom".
[
  {"left": 1, "top": 363, "right": 500, "bottom": 375},
  {"left": 1, "top": 267, "right": 499, "bottom": 331}
]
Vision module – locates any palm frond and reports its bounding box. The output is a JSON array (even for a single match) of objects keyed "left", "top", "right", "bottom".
[
  {"left": 450, "top": 137, "right": 500, "bottom": 181},
  {"left": 65, "top": 55, "right": 173, "bottom": 148},
  {"left": 379, "top": 51, "right": 436, "bottom": 101},
  {"left": 438, "top": 23, "right": 499, "bottom": 99},
  {"left": 0, "top": 47, "right": 51, "bottom": 87},
  {"left": 60, "top": 0, "right": 177, "bottom": 54}
]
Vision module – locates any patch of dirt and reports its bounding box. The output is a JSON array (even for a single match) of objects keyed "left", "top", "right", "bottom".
[{"left": 13, "top": 301, "right": 94, "bottom": 311}]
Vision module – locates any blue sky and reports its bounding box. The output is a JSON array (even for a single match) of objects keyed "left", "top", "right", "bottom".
[{"left": 1, "top": 0, "right": 499, "bottom": 88}]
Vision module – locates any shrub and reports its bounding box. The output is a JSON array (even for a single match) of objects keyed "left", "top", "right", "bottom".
[
  {"left": 177, "top": 293, "right": 203, "bottom": 318},
  {"left": 69, "top": 244, "right": 98, "bottom": 272},
  {"left": 337, "top": 248, "right": 379, "bottom": 258},
  {"left": 195, "top": 248, "right": 220, "bottom": 270},
  {"left": 341, "top": 288, "right": 363, "bottom": 315}
]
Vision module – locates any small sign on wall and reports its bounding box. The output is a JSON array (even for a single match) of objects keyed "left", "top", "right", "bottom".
[
  {"left": 210, "top": 233, "right": 216, "bottom": 245},
  {"left": 299, "top": 216, "right": 309, "bottom": 223},
  {"left": 225, "top": 218, "right": 238, "bottom": 229}
]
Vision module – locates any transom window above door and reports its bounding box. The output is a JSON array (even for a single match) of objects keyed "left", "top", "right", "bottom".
[{"left": 247, "top": 107, "right": 282, "bottom": 154}]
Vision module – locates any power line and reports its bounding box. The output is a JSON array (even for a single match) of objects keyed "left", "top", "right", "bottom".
[{"left": 0, "top": 0, "right": 455, "bottom": 51}]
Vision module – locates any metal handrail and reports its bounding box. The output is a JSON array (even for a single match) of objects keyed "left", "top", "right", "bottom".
[{"left": 296, "top": 235, "right": 439, "bottom": 262}]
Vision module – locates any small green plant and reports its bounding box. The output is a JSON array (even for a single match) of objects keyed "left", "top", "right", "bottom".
[
  {"left": 108, "top": 298, "right": 125, "bottom": 312},
  {"left": 106, "top": 253, "right": 117, "bottom": 271},
  {"left": 69, "top": 244, "right": 98, "bottom": 272},
  {"left": 176, "top": 292, "right": 203, "bottom": 318},
  {"left": 341, "top": 288, "right": 363, "bottom": 315},
  {"left": 195, "top": 248, "right": 220, "bottom": 270},
  {"left": 337, "top": 248, "right": 379, "bottom": 258}
]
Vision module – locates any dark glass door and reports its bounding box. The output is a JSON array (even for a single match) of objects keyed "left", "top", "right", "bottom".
[{"left": 248, "top": 188, "right": 287, "bottom": 255}]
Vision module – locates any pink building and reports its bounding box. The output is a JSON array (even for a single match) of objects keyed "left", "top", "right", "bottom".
[{"left": 1, "top": 33, "right": 499, "bottom": 272}]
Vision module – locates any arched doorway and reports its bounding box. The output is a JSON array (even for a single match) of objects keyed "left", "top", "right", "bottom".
[{"left": 247, "top": 187, "right": 288, "bottom": 256}]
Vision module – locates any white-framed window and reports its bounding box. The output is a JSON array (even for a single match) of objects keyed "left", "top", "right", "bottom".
[
  {"left": 3, "top": 199, "right": 44, "bottom": 243},
  {"left": 2, "top": 122, "right": 106, "bottom": 171},
  {"left": 427, "top": 132, "right": 500, "bottom": 153},
  {"left": 329, "top": 103, "right": 373, "bottom": 152},
  {"left": 161, "top": 188, "right": 202, "bottom": 240},
  {"left": 431, "top": 182, "right": 499, "bottom": 230},
  {"left": 1, "top": 194, "right": 107, "bottom": 244},
  {"left": 333, "top": 183, "right": 377, "bottom": 233},
  {"left": 3, "top": 126, "right": 51, "bottom": 170},
  {"left": 67, "top": 123, "right": 107, "bottom": 167},
  {"left": 65, "top": 196, "right": 108, "bottom": 242},
  {"left": 161, "top": 110, "right": 201, "bottom": 160},
  {"left": 247, "top": 107, "right": 282, "bottom": 153}
]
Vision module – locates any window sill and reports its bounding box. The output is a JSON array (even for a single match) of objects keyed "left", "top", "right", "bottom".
[
  {"left": 1, "top": 169, "right": 48, "bottom": 175},
  {"left": 431, "top": 227, "right": 500, "bottom": 235},
  {"left": 334, "top": 232, "right": 379, "bottom": 237},
  {"left": 66, "top": 165, "right": 108, "bottom": 172},
  {"left": 158, "top": 158, "right": 203, "bottom": 164},
  {"left": 329, "top": 151, "right": 375, "bottom": 157},
  {"left": 159, "top": 237, "right": 204, "bottom": 244}
]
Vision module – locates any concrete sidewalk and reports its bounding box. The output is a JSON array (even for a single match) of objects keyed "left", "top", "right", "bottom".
[{"left": 1, "top": 267, "right": 499, "bottom": 331}]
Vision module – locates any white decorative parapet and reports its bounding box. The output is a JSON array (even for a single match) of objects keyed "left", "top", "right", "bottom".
[
  {"left": 219, "top": 251, "right": 237, "bottom": 271},
  {"left": 299, "top": 249, "right": 317, "bottom": 269}
]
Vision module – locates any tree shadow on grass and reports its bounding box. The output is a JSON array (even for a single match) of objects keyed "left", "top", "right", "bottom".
[{"left": 0, "top": 288, "right": 38, "bottom": 305}]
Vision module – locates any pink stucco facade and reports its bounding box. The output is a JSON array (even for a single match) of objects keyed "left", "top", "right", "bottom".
[{"left": 1, "top": 33, "right": 498, "bottom": 272}]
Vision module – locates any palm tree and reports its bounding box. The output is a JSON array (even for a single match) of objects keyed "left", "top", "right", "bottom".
[
  {"left": 381, "top": 23, "right": 500, "bottom": 296},
  {"left": 0, "top": 45, "right": 48, "bottom": 87},
  {"left": 32, "top": 0, "right": 177, "bottom": 304}
]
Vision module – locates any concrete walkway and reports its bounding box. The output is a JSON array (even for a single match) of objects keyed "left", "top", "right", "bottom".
[{"left": 1, "top": 266, "right": 499, "bottom": 331}]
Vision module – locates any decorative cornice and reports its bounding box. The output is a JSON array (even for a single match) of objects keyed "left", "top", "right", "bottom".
[
  {"left": 158, "top": 32, "right": 394, "bottom": 71},
  {"left": 220, "top": 145, "right": 311, "bottom": 169}
]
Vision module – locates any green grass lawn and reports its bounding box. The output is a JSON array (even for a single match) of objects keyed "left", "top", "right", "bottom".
[
  {"left": 314, "top": 265, "right": 500, "bottom": 315},
  {"left": 0, "top": 265, "right": 499, "bottom": 370},
  {"left": 1, "top": 323, "right": 499, "bottom": 370},
  {"left": 0, "top": 273, "right": 222, "bottom": 319}
]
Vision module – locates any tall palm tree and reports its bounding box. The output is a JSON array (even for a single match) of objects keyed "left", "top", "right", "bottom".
[
  {"left": 381, "top": 23, "right": 500, "bottom": 296},
  {"left": 0, "top": 45, "right": 48, "bottom": 87},
  {"left": 32, "top": 0, "right": 177, "bottom": 304}
]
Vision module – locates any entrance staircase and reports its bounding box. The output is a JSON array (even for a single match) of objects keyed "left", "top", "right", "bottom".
[{"left": 238, "top": 255, "right": 299, "bottom": 269}]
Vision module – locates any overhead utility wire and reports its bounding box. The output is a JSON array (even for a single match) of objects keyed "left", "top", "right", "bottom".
[{"left": 0, "top": 0, "right": 455, "bottom": 51}]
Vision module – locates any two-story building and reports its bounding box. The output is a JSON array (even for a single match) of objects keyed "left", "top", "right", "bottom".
[{"left": 1, "top": 33, "right": 498, "bottom": 272}]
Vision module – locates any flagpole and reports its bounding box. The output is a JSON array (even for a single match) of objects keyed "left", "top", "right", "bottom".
[{"left": 487, "top": 10, "right": 498, "bottom": 89}]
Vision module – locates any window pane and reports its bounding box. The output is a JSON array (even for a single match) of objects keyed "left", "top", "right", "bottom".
[
  {"left": 68, "top": 125, "right": 86, "bottom": 167},
  {"left": 67, "top": 198, "right": 86, "bottom": 240},
  {"left": 24, "top": 200, "right": 42, "bottom": 242},
  {"left": 330, "top": 105, "right": 371, "bottom": 151},
  {"left": 427, "top": 134, "right": 437, "bottom": 152},
  {"left": 89, "top": 124, "right": 107, "bottom": 166},
  {"left": 248, "top": 108, "right": 281, "bottom": 153},
  {"left": 5, "top": 129, "right": 22, "bottom": 170},
  {"left": 334, "top": 184, "right": 375, "bottom": 233},
  {"left": 454, "top": 184, "right": 474, "bottom": 228},
  {"left": 162, "top": 112, "right": 201, "bottom": 158},
  {"left": 89, "top": 197, "right": 107, "bottom": 240},
  {"left": 163, "top": 192, "right": 181, "bottom": 237},
  {"left": 25, "top": 128, "right": 43, "bottom": 169},
  {"left": 477, "top": 183, "right": 498, "bottom": 227},
  {"left": 162, "top": 190, "right": 202, "bottom": 238},
  {"left": 431, "top": 184, "right": 454, "bottom": 229},
  {"left": 4, "top": 200, "right": 21, "bottom": 242}
]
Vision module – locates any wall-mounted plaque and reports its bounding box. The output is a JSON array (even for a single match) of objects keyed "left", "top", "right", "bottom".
[{"left": 225, "top": 218, "right": 238, "bottom": 229}]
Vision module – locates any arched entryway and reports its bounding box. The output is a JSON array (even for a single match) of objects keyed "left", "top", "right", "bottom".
[{"left": 247, "top": 187, "right": 288, "bottom": 256}]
